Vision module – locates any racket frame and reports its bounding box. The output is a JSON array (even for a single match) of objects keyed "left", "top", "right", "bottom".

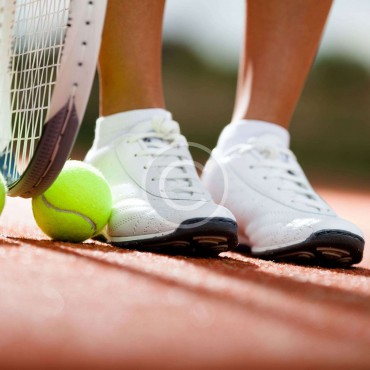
[{"left": 4, "top": 0, "right": 107, "bottom": 197}]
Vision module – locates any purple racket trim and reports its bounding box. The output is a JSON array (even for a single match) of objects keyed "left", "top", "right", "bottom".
[{"left": 8, "top": 100, "right": 79, "bottom": 198}]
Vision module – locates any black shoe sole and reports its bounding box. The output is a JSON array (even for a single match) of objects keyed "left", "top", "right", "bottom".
[
  {"left": 251, "top": 230, "right": 364, "bottom": 267},
  {"left": 111, "top": 217, "right": 238, "bottom": 256}
]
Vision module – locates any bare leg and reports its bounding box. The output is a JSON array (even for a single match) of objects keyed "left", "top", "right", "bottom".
[
  {"left": 233, "top": 0, "right": 332, "bottom": 128},
  {"left": 98, "top": 0, "right": 166, "bottom": 116}
]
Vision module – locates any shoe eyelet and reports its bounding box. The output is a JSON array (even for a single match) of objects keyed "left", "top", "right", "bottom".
[
  {"left": 143, "top": 166, "right": 147, "bottom": 170},
  {"left": 249, "top": 165, "right": 254, "bottom": 169}
]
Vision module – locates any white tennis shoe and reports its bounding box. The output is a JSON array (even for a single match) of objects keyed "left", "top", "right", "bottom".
[
  {"left": 85, "top": 109, "right": 237, "bottom": 254},
  {"left": 202, "top": 134, "right": 364, "bottom": 266}
]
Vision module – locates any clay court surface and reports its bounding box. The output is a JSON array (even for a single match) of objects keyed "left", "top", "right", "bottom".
[{"left": 0, "top": 186, "right": 370, "bottom": 369}]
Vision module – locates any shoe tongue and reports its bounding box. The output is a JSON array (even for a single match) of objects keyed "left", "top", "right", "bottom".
[
  {"left": 128, "top": 112, "right": 172, "bottom": 134},
  {"left": 131, "top": 116, "right": 181, "bottom": 150},
  {"left": 255, "top": 134, "right": 287, "bottom": 147},
  {"left": 251, "top": 134, "right": 290, "bottom": 162},
  {"left": 130, "top": 120, "right": 155, "bottom": 134}
]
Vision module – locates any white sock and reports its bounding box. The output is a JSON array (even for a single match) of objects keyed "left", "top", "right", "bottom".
[
  {"left": 92, "top": 108, "right": 170, "bottom": 149},
  {"left": 216, "top": 119, "right": 290, "bottom": 154}
]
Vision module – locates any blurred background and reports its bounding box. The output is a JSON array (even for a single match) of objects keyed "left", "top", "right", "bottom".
[{"left": 73, "top": 0, "right": 370, "bottom": 188}]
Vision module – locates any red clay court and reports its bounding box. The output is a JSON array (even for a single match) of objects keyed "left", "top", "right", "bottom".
[{"left": 1, "top": 186, "right": 370, "bottom": 369}]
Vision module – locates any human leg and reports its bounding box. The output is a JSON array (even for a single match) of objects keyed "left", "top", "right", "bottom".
[
  {"left": 233, "top": 0, "right": 332, "bottom": 127},
  {"left": 98, "top": 0, "right": 165, "bottom": 116},
  {"left": 86, "top": 1, "right": 238, "bottom": 254},
  {"left": 202, "top": 0, "right": 364, "bottom": 266}
]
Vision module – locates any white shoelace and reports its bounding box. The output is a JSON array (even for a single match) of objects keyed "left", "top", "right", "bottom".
[
  {"left": 127, "top": 117, "right": 205, "bottom": 196},
  {"left": 235, "top": 137, "right": 329, "bottom": 212}
]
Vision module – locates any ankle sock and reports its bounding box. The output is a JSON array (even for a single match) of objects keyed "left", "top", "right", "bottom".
[
  {"left": 216, "top": 120, "right": 290, "bottom": 155},
  {"left": 92, "top": 108, "right": 170, "bottom": 149}
]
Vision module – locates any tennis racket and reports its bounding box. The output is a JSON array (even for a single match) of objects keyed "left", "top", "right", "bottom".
[{"left": 0, "top": 0, "right": 107, "bottom": 197}]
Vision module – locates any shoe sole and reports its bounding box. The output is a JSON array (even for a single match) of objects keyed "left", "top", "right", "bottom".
[
  {"left": 111, "top": 217, "right": 238, "bottom": 256},
  {"left": 250, "top": 230, "right": 364, "bottom": 267}
]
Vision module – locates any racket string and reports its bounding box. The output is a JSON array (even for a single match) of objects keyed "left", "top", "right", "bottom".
[{"left": 0, "top": 0, "right": 70, "bottom": 180}]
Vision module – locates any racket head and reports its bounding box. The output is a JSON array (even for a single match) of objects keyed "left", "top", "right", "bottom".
[{"left": 0, "top": 0, "right": 107, "bottom": 197}]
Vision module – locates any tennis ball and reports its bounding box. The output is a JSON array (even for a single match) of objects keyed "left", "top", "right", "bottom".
[
  {"left": 32, "top": 160, "right": 112, "bottom": 242},
  {"left": 0, "top": 173, "right": 7, "bottom": 214}
]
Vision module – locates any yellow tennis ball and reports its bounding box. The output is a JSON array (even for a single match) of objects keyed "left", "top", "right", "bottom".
[
  {"left": 32, "top": 160, "right": 112, "bottom": 242},
  {"left": 0, "top": 173, "right": 7, "bottom": 214}
]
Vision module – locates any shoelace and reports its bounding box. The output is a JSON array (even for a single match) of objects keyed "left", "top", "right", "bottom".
[
  {"left": 127, "top": 117, "right": 205, "bottom": 196},
  {"left": 235, "top": 137, "right": 329, "bottom": 212}
]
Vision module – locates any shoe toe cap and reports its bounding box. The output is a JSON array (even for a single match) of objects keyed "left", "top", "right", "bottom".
[
  {"left": 108, "top": 197, "right": 236, "bottom": 238},
  {"left": 249, "top": 214, "right": 364, "bottom": 249},
  {"left": 108, "top": 198, "right": 172, "bottom": 237}
]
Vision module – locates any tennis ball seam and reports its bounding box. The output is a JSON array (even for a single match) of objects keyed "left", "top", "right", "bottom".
[{"left": 41, "top": 194, "right": 97, "bottom": 234}]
